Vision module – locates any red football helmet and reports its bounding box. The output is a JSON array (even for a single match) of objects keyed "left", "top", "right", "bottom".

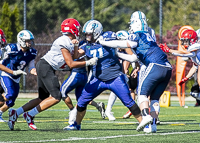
[
  {"left": 180, "top": 29, "right": 197, "bottom": 48},
  {"left": 61, "top": 18, "right": 81, "bottom": 39},
  {"left": 0, "top": 29, "right": 7, "bottom": 47}
]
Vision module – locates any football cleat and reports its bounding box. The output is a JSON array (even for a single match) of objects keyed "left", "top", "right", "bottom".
[
  {"left": 123, "top": 110, "right": 132, "bottom": 119},
  {"left": 68, "top": 108, "right": 77, "bottom": 125},
  {"left": 23, "top": 112, "right": 37, "bottom": 130},
  {"left": 156, "top": 117, "right": 160, "bottom": 125},
  {"left": 63, "top": 121, "right": 81, "bottom": 130},
  {"left": 136, "top": 115, "right": 153, "bottom": 132},
  {"left": 105, "top": 111, "right": 116, "bottom": 121},
  {"left": 97, "top": 102, "right": 106, "bottom": 119},
  {"left": 143, "top": 124, "right": 157, "bottom": 133},
  {"left": 8, "top": 109, "right": 18, "bottom": 130}
]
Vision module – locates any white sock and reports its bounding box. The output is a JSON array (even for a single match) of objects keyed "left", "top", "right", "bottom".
[
  {"left": 16, "top": 107, "right": 24, "bottom": 116},
  {"left": 28, "top": 107, "right": 39, "bottom": 117},
  {"left": 106, "top": 92, "right": 117, "bottom": 112}
]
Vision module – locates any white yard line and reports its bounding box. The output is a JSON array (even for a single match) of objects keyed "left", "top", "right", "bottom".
[{"left": 1, "top": 131, "right": 200, "bottom": 143}]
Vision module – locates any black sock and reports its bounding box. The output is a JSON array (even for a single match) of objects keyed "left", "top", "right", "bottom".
[
  {"left": 141, "top": 108, "right": 149, "bottom": 116},
  {"left": 90, "top": 101, "right": 99, "bottom": 109},
  {"left": 151, "top": 118, "right": 157, "bottom": 125}
]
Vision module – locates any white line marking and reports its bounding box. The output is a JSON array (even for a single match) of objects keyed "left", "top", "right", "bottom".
[{"left": 1, "top": 131, "right": 200, "bottom": 143}]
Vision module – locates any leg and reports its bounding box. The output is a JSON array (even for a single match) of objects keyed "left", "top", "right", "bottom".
[
  {"left": 105, "top": 92, "right": 117, "bottom": 121},
  {"left": 64, "top": 77, "right": 104, "bottom": 130},
  {"left": 89, "top": 100, "right": 106, "bottom": 119}
]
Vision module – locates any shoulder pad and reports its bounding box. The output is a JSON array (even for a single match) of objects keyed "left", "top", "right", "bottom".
[
  {"left": 8, "top": 43, "right": 18, "bottom": 51},
  {"left": 30, "top": 48, "right": 37, "bottom": 55},
  {"left": 102, "top": 31, "right": 117, "bottom": 41},
  {"left": 188, "top": 43, "right": 200, "bottom": 52},
  {"left": 128, "top": 34, "right": 137, "bottom": 41}
]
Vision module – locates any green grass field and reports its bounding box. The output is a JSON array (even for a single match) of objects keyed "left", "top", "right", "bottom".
[{"left": 1, "top": 98, "right": 200, "bottom": 143}]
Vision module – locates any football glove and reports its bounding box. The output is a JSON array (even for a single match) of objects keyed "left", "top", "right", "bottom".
[
  {"left": 13, "top": 70, "right": 27, "bottom": 76},
  {"left": 178, "top": 77, "right": 188, "bottom": 86},
  {"left": 85, "top": 57, "right": 98, "bottom": 66},
  {"left": 159, "top": 43, "right": 170, "bottom": 53}
]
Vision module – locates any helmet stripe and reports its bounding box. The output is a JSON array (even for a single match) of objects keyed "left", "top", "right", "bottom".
[
  {"left": 138, "top": 11, "right": 142, "bottom": 19},
  {"left": 141, "top": 19, "right": 144, "bottom": 31},
  {"left": 26, "top": 30, "right": 34, "bottom": 40},
  {"left": 83, "top": 20, "right": 92, "bottom": 33}
]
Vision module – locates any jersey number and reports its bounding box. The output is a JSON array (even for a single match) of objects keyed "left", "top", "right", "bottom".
[
  {"left": 90, "top": 47, "right": 103, "bottom": 58},
  {"left": 17, "top": 61, "right": 26, "bottom": 70}
]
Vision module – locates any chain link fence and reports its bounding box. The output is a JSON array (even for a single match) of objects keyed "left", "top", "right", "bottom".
[{"left": 20, "top": 0, "right": 196, "bottom": 95}]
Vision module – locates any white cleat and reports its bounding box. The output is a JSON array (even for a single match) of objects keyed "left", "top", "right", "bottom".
[
  {"left": 143, "top": 124, "right": 157, "bottom": 133},
  {"left": 63, "top": 122, "right": 81, "bottom": 130},
  {"left": 68, "top": 108, "right": 77, "bottom": 125},
  {"left": 0, "top": 116, "right": 6, "bottom": 122},
  {"left": 136, "top": 115, "right": 153, "bottom": 132},
  {"left": 105, "top": 111, "right": 115, "bottom": 121}
]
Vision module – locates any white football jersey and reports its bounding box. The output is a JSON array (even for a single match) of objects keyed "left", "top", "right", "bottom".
[{"left": 42, "top": 35, "right": 74, "bottom": 71}]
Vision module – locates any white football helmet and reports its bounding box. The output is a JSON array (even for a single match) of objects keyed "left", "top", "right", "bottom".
[
  {"left": 196, "top": 29, "right": 200, "bottom": 41},
  {"left": 130, "top": 11, "right": 146, "bottom": 23},
  {"left": 129, "top": 19, "right": 148, "bottom": 34},
  {"left": 82, "top": 20, "right": 103, "bottom": 40},
  {"left": 116, "top": 30, "right": 129, "bottom": 40},
  {"left": 17, "top": 30, "right": 34, "bottom": 48}
]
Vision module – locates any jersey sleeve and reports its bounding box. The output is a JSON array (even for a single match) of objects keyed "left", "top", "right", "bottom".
[
  {"left": 127, "top": 34, "right": 138, "bottom": 48},
  {"left": 53, "top": 36, "right": 74, "bottom": 53}
]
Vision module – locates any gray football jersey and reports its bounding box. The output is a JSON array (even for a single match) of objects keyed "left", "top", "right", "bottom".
[{"left": 43, "top": 35, "right": 74, "bottom": 71}]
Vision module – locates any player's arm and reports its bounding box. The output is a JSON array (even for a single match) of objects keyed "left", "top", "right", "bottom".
[
  {"left": 61, "top": 48, "right": 97, "bottom": 69},
  {"left": 0, "top": 64, "right": 26, "bottom": 75},
  {"left": 159, "top": 43, "right": 193, "bottom": 57},
  {"left": 27, "top": 60, "right": 37, "bottom": 75},
  {"left": 115, "top": 47, "right": 138, "bottom": 63}
]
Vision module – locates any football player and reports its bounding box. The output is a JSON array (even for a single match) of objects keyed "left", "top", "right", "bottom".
[
  {"left": 7, "top": 18, "right": 98, "bottom": 130},
  {"left": 61, "top": 40, "right": 106, "bottom": 125},
  {"left": 160, "top": 29, "right": 200, "bottom": 101},
  {"left": 64, "top": 20, "right": 151, "bottom": 131},
  {"left": 0, "top": 30, "right": 35, "bottom": 122},
  {"left": 98, "top": 18, "right": 172, "bottom": 133}
]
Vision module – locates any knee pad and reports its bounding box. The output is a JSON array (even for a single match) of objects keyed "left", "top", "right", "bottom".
[
  {"left": 62, "top": 97, "right": 67, "bottom": 101},
  {"left": 150, "top": 100, "right": 160, "bottom": 112},
  {"left": 0, "top": 94, "right": 5, "bottom": 102},
  {"left": 129, "top": 104, "right": 141, "bottom": 116},
  {"left": 137, "top": 95, "right": 149, "bottom": 106},
  {"left": 77, "top": 105, "right": 87, "bottom": 112}
]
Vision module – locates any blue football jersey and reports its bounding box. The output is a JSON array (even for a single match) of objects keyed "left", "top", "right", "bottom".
[
  {"left": 80, "top": 31, "right": 123, "bottom": 81},
  {"left": 72, "top": 40, "right": 87, "bottom": 73},
  {"left": 128, "top": 32, "right": 170, "bottom": 66},
  {"left": 2, "top": 43, "right": 37, "bottom": 79}
]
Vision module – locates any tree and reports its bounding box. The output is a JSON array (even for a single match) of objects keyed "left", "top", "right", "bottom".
[{"left": 0, "top": 2, "right": 21, "bottom": 43}]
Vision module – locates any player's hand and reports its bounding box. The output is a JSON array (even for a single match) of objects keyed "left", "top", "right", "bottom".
[
  {"left": 13, "top": 70, "right": 27, "bottom": 76},
  {"left": 178, "top": 77, "right": 188, "bottom": 86},
  {"left": 85, "top": 57, "right": 98, "bottom": 66},
  {"left": 71, "top": 39, "right": 79, "bottom": 46},
  {"left": 159, "top": 43, "right": 170, "bottom": 53}
]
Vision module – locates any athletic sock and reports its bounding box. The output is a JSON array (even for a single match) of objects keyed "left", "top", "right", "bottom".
[
  {"left": 28, "top": 107, "right": 39, "bottom": 117},
  {"left": 151, "top": 118, "right": 157, "bottom": 125},
  {"left": 90, "top": 101, "right": 99, "bottom": 109},
  {"left": 16, "top": 107, "right": 24, "bottom": 116},
  {"left": 106, "top": 92, "right": 117, "bottom": 112},
  {"left": 141, "top": 108, "right": 150, "bottom": 116}
]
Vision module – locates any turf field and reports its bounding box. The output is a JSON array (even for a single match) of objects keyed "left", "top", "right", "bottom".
[{"left": 1, "top": 97, "right": 200, "bottom": 143}]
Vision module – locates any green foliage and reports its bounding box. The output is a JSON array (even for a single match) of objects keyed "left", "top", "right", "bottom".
[{"left": 0, "top": 2, "right": 21, "bottom": 43}]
